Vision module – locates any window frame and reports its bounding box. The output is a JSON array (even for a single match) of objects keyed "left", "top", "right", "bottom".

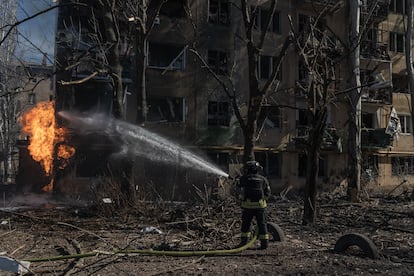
[
  {"left": 392, "top": 156, "right": 414, "bottom": 175},
  {"left": 389, "top": 0, "right": 406, "bottom": 14},
  {"left": 207, "top": 50, "right": 228, "bottom": 75},
  {"left": 147, "top": 42, "right": 187, "bottom": 70},
  {"left": 147, "top": 97, "right": 186, "bottom": 123},
  {"left": 258, "top": 55, "right": 282, "bottom": 80},
  {"left": 258, "top": 105, "right": 282, "bottom": 129},
  {"left": 208, "top": 101, "right": 230, "bottom": 126},
  {"left": 389, "top": 32, "right": 405, "bottom": 53},
  {"left": 253, "top": 8, "right": 281, "bottom": 33},
  {"left": 399, "top": 114, "right": 412, "bottom": 134},
  {"left": 208, "top": 0, "right": 230, "bottom": 26}
]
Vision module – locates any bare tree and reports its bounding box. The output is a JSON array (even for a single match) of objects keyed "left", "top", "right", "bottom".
[
  {"left": 0, "top": 0, "right": 19, "bottom": 185},
  {"left": 347, "top": 0, "right": 362, "bottom": 202},
  {"left": 288, "top": 8, "right": 343, "bottom": 224},
  {"left": 189, "top": 0, "right": 292, "bottom": 165},
  {"left": 122, "top": 0, "right": 167, "bottom": 124}
]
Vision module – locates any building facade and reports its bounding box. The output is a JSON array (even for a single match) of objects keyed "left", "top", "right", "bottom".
[{"left": 48, "top": 0, "right": 414, "bottom": 200}]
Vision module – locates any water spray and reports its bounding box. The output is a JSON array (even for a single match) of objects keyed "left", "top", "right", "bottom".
[{"left": 58, "top": 111, "right": 229, "bottom": 178}]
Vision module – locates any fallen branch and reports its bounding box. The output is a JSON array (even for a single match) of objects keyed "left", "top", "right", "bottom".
[
  {"left": 57, "top": 222, "right": 111, "bottom": 247},
  {"left": 165, "top": 217, "right": 202, "bottom": 225},
  {"left": 0, "top": 229, "right": 16, "bottom": 238}
]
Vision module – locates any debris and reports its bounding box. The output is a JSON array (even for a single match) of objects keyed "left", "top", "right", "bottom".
[
  {"left": 0, "top": 256, "right": 30, "bottom": 275},
  {"left": 141, "top": 226, "right": 163, "bottom": 234},
  {"left": 102, "top": 198, "right": 113, "bottom": 204}
]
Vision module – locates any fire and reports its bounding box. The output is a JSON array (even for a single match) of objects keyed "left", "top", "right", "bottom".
[{"left": 20, "top": 101, "right": 75, "bottom": 180}]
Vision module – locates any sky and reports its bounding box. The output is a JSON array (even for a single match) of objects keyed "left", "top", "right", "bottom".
[{"left": 15, "top": 0, "right": 57, "bottom": 65}]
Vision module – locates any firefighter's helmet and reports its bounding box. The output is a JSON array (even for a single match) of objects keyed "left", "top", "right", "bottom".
[{"left": 245, "top": 161, "right": 262, "bottom": 173}]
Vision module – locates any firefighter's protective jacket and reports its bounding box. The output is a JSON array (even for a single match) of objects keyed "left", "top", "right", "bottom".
[{"left": 239, "top": 173, "right": 271, "bottom": 209}]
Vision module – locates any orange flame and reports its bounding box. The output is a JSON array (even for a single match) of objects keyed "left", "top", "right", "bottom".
[{"left": 20, "top": 101, "right": 75, "bottom": 179}]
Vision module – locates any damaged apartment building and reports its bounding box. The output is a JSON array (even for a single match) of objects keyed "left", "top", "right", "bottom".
[{"left": 32, "top": 0, "right": 414, "bottom": 200}]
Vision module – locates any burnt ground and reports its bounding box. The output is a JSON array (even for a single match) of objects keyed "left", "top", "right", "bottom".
[{"left": 0, "top": 191, "right": 413, "bottom": 275}]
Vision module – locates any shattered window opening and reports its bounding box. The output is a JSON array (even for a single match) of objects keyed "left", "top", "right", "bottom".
[
  {"left": 208, "top": 50, "right": 228, "bottom": 75},
  {"left": 389, "top": 32, "right": 404, "bottom": 53},
  {"left": 208, "top": 0, "right": 230, "bottom": 25},
  {"left": 392, "top": 156, "right": 414, "bottom": 175},
  {"left": 208, "top": 101, "right": 230, "bottom": 126},
  {"left": 362, "top": 112, "right": 374, "bottom": 128},
  {"left": 147, "top": 97, "right": 186, "bottom": 123},
  {"left": 389, "top": 0, "right": 406, "bottom": 14},
  {"left": 148, "top": 42, "right": 186, "bottom": 70},
  {"left": 258, "top": 55, "right": 282, "bottom": 80},
  {"left": 255, "top": 151, "right": 281, "bottom": 177},
  {"left": 28, "top": 93, "right": 36, "bottom": 105},
  {"left": 253, "top": 7, "right": 280, "bottom": 33},
  {"left": 298, "top": 59, "right": 308, "bottom": 82},
  {"left": 258, "top": 105, "right": 282, "bottom": 129}
]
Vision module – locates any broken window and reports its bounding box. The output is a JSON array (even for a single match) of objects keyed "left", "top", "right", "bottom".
[
  {"left": 298, "top": 154, "right": 327, "bottom": 177},
  {"left": 389, "top": 32, "right": 404, "bottom": 53},
  {"left": 296, "top": 109, "right": 309, "bottom": 137},
  {"left": 208, "top": 0, "right": 230, "bottom": 25},
  {"left": 258, "top": 105, "right": 282, "bottom": 129},
  {"left": 389, "top": 0, "right": 406, "bottom": 14},
  {"left": 148, "top": 42, "right": 186, "bottom": 70},
  {"left": 147, "top": 97, "right": 186, "bottom": 122},
  {"left": 159, "top": 0, "right": 187, "bottom": 18},
  {"left": 298, "top": 59, "right": 308, "bottom": 82},
  {"left": 28, "top": 93, "right": 36, "bottom": 105},
  {"left": 208, "top": 101, "right": 230, "bottom": 126},
  {"left": 392, "top": 74, "right": 408, "bottom": 93},
  {"left": 399, "top": 114, "right": 412, "bottom": 134},
  {"left": 362, "top": 154, "right": 378, "bottom": 179},
  {"left": 255, "top": 152, "right": 281, "bottom": 177},
  {"left": 362, "top": 113, "right": 374, "bottom": 128},
  {"left": 73, "top": 81, "right": 112, "bottom": 113},
  {"left": 392, "top": 156, "right": 414, "bottom": 175},
  {"left": 258, "top": 55, "right": 282, "bottom": 80},
  {"left": 253, "top": 8, "right": 280, "bottom": 33},
  {"left": 208, "top": 50, "right": 228, "bottom": 75},
  {"left": 298, "top": 14, "right": 325, "bottom": 39}
]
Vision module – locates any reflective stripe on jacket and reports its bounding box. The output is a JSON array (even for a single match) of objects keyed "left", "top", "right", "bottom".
[{"left": 241, "top": 198, "right": 267, "bottom": 209}]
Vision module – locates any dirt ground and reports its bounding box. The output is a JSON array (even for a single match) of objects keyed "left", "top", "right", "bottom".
[{"left": 0, "top": 190, "right": 413, "bottom": 275}]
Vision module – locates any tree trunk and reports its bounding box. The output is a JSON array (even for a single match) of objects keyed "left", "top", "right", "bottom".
[
  {"left": 135, "top": 35, "right": 148, "bottom": 124},
  {"left": 242, "top": 40, "right": 261, "bottom": 163},
  {"left": 302, "top": 108, "right": 327, "bottom": 225},
  {"left": 406, "top": 0, "right": 414, "bottom": 135},
  {"left": 100, "top": 2, "right": 124, "bottom": 118},
  {"left": 347, "top": 0, "right": 362, "bottom": 202}
]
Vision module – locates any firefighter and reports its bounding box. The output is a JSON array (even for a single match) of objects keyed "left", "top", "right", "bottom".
[{"left": 239, "top": 160, "right": 271, "bottom": 249}]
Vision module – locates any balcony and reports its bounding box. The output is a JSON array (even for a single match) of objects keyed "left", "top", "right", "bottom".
[
  {"left": 292, "top": 125, "right": 342, "bottom": 152},
  {"left": 361, "top": 128, "right": 392, "bottom": 149},
  {"left": 361, "top": 84, "right": 392, "bottom": 104}
]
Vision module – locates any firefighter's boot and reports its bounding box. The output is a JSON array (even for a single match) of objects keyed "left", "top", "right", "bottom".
[
  {"left": 260, "top": 239, "right": 268, "bottom": 250},
  {"left": 238, "top": 237, "right": 248, "bottom": 247}
]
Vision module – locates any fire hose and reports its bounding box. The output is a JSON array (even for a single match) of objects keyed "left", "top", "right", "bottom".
[{"left": 23, "top": 230, "right": 258, "bottom": 263}]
